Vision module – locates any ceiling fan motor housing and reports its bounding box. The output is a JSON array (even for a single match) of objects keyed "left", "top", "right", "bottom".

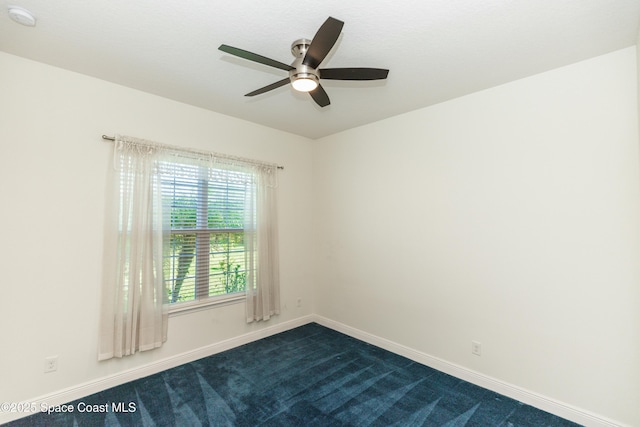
[{"left": 290, "top": 38, "right": 320, "bottom": 85}]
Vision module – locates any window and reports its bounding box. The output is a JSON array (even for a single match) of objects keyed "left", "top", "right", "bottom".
[
  {"left": 100, "top": 135, "right": 280, "bottom": 360},
  {"left": 161, "top": 162, "right": 252, "bottom": 307}
]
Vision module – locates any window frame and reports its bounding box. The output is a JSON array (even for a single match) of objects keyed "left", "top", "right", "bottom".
[{"left": 161, "top": 161, "right": 252, "bottom": 313}]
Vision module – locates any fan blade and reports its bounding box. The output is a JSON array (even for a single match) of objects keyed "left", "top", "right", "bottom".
[
  {"left": 320, "top": 67, "right": 389, "bottom": 81},
  {"left": 309, "top": 84, "right": 330, "bottom": 107},
  {"left": 302, "top": 17, "right": 344, "bottom": 69},
  {"left": 245, "top": 78, "right": 290, "bottom": 96},
  {"left": 219, "top": 44, "right": 294, "bottom": 71}
]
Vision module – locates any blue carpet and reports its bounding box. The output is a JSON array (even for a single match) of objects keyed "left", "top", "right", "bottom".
[{"left": 6, "top": 323, "right": 581, "bottom": 426}]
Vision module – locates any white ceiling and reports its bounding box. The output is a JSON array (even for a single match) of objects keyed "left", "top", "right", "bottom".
[{"left": 1, "top": 0, "right": 639, "bottom": 139}]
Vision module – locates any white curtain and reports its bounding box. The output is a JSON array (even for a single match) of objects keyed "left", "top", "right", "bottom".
[
  {"left": 99, "top": 136, "right": 169, "bottom": 361},
  {"left": 245, "top": 164, "right": 280, "bottom": 322},
  {"left": 99, "top": 135, "right": 280, "bottom": 359}
]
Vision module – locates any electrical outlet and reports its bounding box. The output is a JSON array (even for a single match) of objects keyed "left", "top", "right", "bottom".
[
  {"left": 296, "top": 297, "right": 302, "bottom": 307},
  {"left": 44, "top": 356, "right": 58, "bottom": 373},
  {"left": 471, "top": 341, "right": 482, "bottom": 356}
]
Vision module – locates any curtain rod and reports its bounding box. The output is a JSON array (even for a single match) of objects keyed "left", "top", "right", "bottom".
[{"left": 101, "top": 135, "right": 284, "bottom": 170}]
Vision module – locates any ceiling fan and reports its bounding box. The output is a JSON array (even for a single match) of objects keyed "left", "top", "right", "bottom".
[{"left": 219, "top": 17, "right": 389, "bottom": 107}]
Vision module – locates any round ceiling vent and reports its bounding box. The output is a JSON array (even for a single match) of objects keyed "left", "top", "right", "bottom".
[{"left": 8, "top": 6, "right": 36, "bottom": 27}]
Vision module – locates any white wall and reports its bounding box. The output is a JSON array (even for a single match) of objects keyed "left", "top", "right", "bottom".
[
  {"left": 313, "top": 47, "right": 640, "bottom": 426},
  {"left": 0, "top": 52, "right": 314, "bottom": 415}
]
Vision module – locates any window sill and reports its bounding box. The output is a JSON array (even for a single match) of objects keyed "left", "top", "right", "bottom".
[{"left": 168, "top": 293, "right": 245, "bottom": 317}]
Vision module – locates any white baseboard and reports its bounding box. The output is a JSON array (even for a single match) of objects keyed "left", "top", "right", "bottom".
[
  {"left": 1, "top": 314, "right": 626, "bottom": 427},
  {"left": 0, "top": 315, "right": 315, "bottom": 425},
  {"left": 311, "top": 315, "right": 625, "bottom": 427}
]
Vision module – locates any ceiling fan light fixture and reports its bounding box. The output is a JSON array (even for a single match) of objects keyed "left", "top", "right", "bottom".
[{"left": 291, "top": 73, "right": 319, "bottom": 92}]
